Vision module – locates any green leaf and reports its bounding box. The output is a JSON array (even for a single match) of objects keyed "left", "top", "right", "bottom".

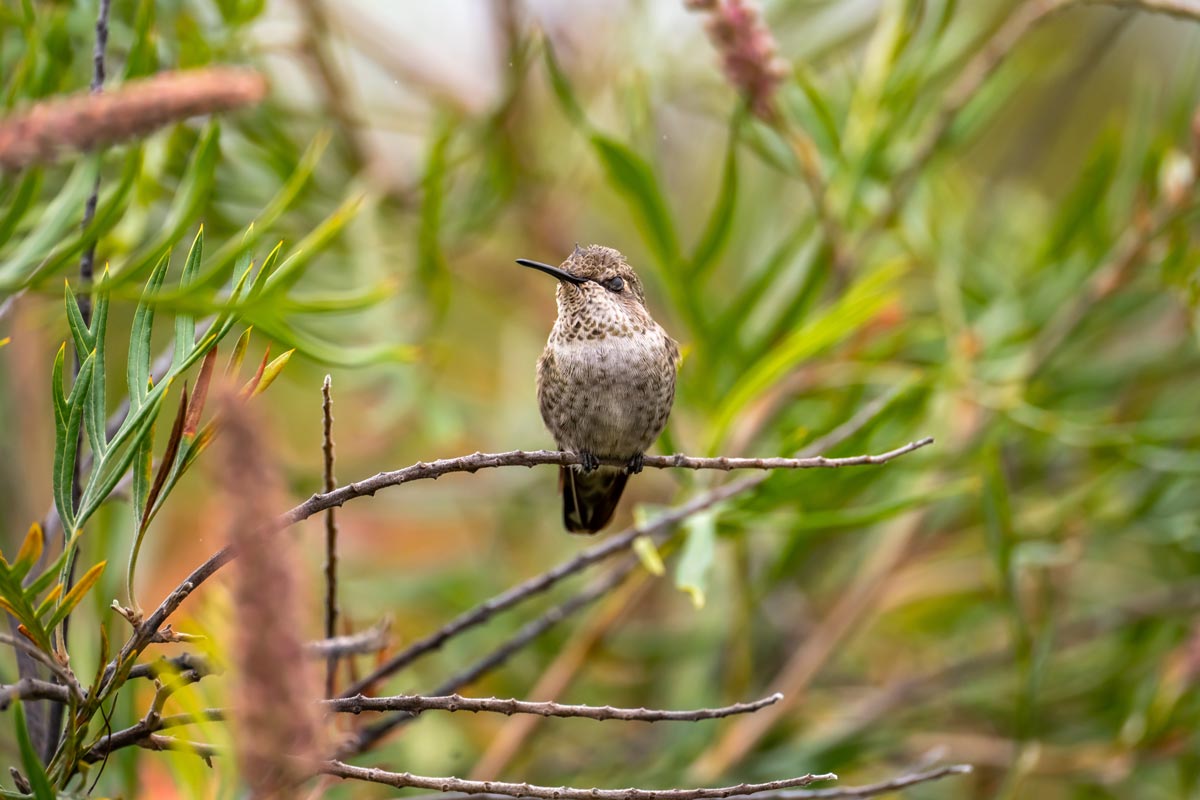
[
  {"left": 115, "top": 123, "right": 220, "bottom": 287},
  {"left": 0, "top": 169, "right": 42, "bottom": 249},
  {"left": 52, "top": 347, "right": 94, "bottom": 534},
  {"left": 675, "top": 509, "right": 718, "bottom": 609},
  {"left": 250, "top": 349, "right": 294, "bottom": 397},
  {"left": 127, "top": 252, "right": 172, "bottom": 408},
  {"left": 10, "top": 523, "right": 44, "bottom": 582},
  {"left": 0, "top": 157, "right": 100, "bottom": 287},
  {"left": 707, "top": 258, "right": 907, "bottom": 452},
  {"left": 77, "top": 390, "right": 166, "bottom": 529},
  {"left": 226, "top": 327, "right": 252, "bottom": 376},
  {"left": 12, "top": 702, "right": 55, "bottom": 800},
  {"left": 173, "top": 228, "right": 205, "bottom": 369},
  {"left": 46, "top": 561, "right": 106, "bottom": 632},
  {"left": 415, "top": 121, "right": 453, "bottom": 315},
  {"left": 689, "top": 120, "right": 740, "bottom": 279},
  {"left": 85, "top": 267, "right": 111, "bottom": 459},
  {"left": 542, "top": 36, "right": 588, "bottom": 128},
  {"left": 588, "top": 133, "right": 680, "bottom": 269},
  {"left": 262, "top": 192, "right": 365, "bottom": 296},
  {"left": 64, "top": 282, "right": 93, "bottom": 356}
]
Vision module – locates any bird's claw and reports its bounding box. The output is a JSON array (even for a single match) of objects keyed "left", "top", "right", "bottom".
[
  {"left": 579, "top": 451, "right": 601, "bottom": 472},
  {"left": 625, "top": 453, "right": 644, "bottom": 475}
]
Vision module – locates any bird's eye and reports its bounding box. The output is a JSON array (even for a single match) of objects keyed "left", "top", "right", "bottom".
[{"left": 603, "top": 276, "right": 624, "bottom": 293}]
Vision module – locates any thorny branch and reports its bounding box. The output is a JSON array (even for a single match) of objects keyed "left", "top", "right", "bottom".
[{"left": 319, "top": 762, "right": 838, "bottom": 800}]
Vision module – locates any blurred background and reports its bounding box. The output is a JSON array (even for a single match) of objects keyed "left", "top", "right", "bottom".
[{"left": 2, "top": 0, "right": 1200, "bottom": 797}]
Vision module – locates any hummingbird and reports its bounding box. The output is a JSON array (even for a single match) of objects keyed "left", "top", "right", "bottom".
[{"left": 519, "top": 245, "right": 679, "bottom": 534}]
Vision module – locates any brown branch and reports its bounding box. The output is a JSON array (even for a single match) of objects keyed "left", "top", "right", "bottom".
[
  {"left": 285, "top": 440, "right": 933, "bottom": 526},
  {"left": 0, "top": 68, "right": 267, "bottom": 171},
  {"left": 0, "top": 634, "right": 83, "bottom": 702},
  {"left": 327, "top": 691, "right": 782, "bottom": 722},
  {"left": 305, "top": 620, "right": 389, "bottom": 658},
  {"left": 399, "top": 765, "right": 972, "bottom": 800},
  {"left": 321, "top": 374, "right": 339, "bottom": 697},
  {"left": 0, "top": 678, "right": 72, "bottom": 709},
  {"left": 738, "top": 765, "right": 973, "bottom": 799},
  {"left": 320, "top": 762, "right": 836, "bottom": 799}
]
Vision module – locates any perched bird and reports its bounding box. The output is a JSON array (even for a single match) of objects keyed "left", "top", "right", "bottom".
[{"left": 519, "top": 245, "right": 679, "bottom": 534}]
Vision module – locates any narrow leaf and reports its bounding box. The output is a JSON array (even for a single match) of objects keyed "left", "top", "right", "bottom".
[
  {"left": 226, "top": 327, "right": 252, "bottom": 376},
  {"left": 140, "top": 386, "right": 189, "bottom": 531},
  {"left": 690, "top": 121, "right": 740, "bottom": 278},
  {"left": 173, "top": 227, "right": 205, "bottom": 368},
  {"left": 13, "top": 702, "right": 55, "bottom": 800},
  {"left": 675, "top": 509, "right": 718, "bottom": 609},
  {"left": 64, "top": 281, "right": 94, "bottom": 355},
  {"left": 47, "top": 561, "right": 106, "bottom": 631},
  {"left": 86, "top": 266, "right": 111, "bottom": 458},
  {"left": 127, "top": 251, "right": 171, "bottom": 408},
  {"left": 34, "top": 584, "right": 63, "bottom": 619},
  {"left": 250, "top": 349, "right": 293, "bottom": 397},
  {"left": 184, "top": 346, "right": 217, "bottom": 437},
  {"left": 588, "top": 133, "right": 680, "bottom": 268},
  {"left": 11, "top": 523, "right": 44, "bottom": 581}
]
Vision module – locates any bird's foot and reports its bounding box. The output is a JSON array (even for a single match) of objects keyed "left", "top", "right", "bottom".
[
  {"left": 578, "top": 451, "right": 601, "bottom": 472},
  {"left": 625, "top": 453, "right": 644, "bottom": 475}
]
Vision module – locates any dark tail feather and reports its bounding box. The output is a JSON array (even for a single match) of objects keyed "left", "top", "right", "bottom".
[{"left": 560, "top": 466, "right": 628, "bottom": 534}]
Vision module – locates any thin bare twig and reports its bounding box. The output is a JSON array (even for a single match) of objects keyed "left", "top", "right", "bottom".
[
  {"left": 321, "top": 374, "right": 339, "bottom": 697},
  {"left": 320, "top": 762, "right": 837, "bottom": 799},
  {"left": 306, "top": 620, "right": 389, "bottom": 658},
  {"left": 84, "top": 670, "right": 199, "bottom": 762},
  {"left": 285, "top": 440, "right": 932, "bottom": 525},
  {"left": 327, "top": 691, "right": 783, "bottom": 721},
  {"left": 733, "top": 765, "right": 973, "bottom": 799},
  {"left": 401, "top": 765, "right": 972, "bottom": 800}
]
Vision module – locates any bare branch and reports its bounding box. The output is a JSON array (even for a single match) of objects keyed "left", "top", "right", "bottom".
[
  {"left": 320, "top": 762, "right": 836, "bottom": 799},
  {"left": 0, "top": 678, "right": 72, "bottom": 709},
  {"left": 284, "top": 440, "right": 933, "bottom": 525},
  {"left": 401, "top": 765, "right": 972, "bottom": 800},
  {"left": 747, "top": 765, "right": 972, "bottom": 799},
  {"left": 327, "top": 691, "right": 782, "bottom": 722},
  {"left": 305, "top": 620, "right": 390, "bottom": 658},
  {"left": 321, "top": 374, "right": 339, "bottom": 697},
  {"left": 0, "top": 634, "right": 83, "bottom": 702},
  {"left": 126, "top": 652, "right": 219, "bottom": 682}
]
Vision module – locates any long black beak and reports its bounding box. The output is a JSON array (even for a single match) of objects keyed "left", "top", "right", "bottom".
[{"left": 516, "top": 258, "right": 587, "bottom": 285}]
